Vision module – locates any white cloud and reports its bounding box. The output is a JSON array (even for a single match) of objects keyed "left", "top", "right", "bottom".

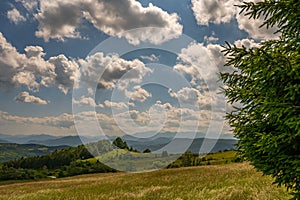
[
  {"left": 12, "top": 72, "right": 40, "bottom": 92},
  {"left": 100, "top": 100, "right": 132, "bottom": 111},
  {"left": 191, "top": 0, "right": 237, "bottom": 25},
  {"left": 140, "top": 54, "right": 159, "bottom": 62},
  {"left": 174, "top": 42, "right": 225, "bottom": 92},
  {"left": 191, "top": 0, "right": 278, "bottom": 40},
  {"left": 0, "top": 32, "right": 155, "bottom": 102},
  {"left": 0, "top": 32, "right": 27, "bottom": 90},
  {"left": 234, "top": 38, "right": 260, "bottom": 49},
  {"left": 124, "top": 85, "right": 152, "bottom": 102},
  {"left": 73, "top": 96, "right": 97, "bottom": 107},
  {"left": 0, "top": 32, "right": 79, "bottom": 94},
  {"left": 236, "top": 13, "right": 279, "bottom": 40},
  {"left": 48, "top": 55, "right": 80, "bottom": 94},
  {"left": 7, "top": 8, "right": 26, "bottom": 25},
  {"left": 14, "top": 92, "right": 47, "bottom": 105},
  {"left": 79, "top": 52, "right": 152, "bottom": 91},
  {"left": 5, "top": 112, "right": 74, "bottom": 128},
  {"left": 173, "top": 41, "right": 231, "bottom": 121},
  {"left": 204, "top": 35, "right": 219, "bottom": 43},
  {"left": 35, "top": 0, "right": 82, "bottom": 42},
  {"left": 169, "top": 87, "right": 210, "bottom": 108},
  {"left": 35, "top": 0, "right": 182, "bottom": 44},
  {"left": 204, "top": 31, "right": 219, "bottom": 43},
  {"left": 0, "top": 103, "right": 228, "bottom": 136}
]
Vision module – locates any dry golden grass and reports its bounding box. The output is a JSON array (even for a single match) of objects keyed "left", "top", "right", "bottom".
[{"left": 0, "top": 163, "right": 291, "bottom": 200}]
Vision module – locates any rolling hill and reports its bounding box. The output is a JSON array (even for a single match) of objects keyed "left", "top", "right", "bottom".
[{"left": 0, "top": 143, "right": 68, "bottom": 163}]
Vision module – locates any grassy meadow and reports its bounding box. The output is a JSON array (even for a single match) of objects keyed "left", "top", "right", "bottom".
[{"left": 0, "top": 162, "right": 291, "bottom": 200}]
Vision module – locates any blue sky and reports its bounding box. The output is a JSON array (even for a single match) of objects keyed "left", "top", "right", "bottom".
[{"left": 0, "top": 0, "right": 277, "bottom": 137}]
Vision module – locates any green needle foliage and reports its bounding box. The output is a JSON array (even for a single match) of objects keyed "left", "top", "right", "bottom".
[{"left": 220, "top": 0, "right": 300, "bottom": 199}]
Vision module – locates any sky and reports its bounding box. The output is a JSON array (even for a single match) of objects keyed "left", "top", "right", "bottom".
[{"left": 0, "top": 0, "right": 278, "bottom": 137}]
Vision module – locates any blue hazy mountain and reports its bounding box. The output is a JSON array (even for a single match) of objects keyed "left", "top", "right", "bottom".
[
  {"left": 0, "top": 134, "right": 59, "bottom": 144},
  {"left": 0, "top": 132, "right": 237, "bottom": 153}
]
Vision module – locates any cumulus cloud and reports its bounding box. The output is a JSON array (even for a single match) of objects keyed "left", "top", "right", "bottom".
[
  {"left": 48, "top": 55, "right": 80, "bottom": 94},
  {"left": 34, "top": 0, "right": 182, "bottom": 44},
  {"left": 100, "top": 57, "right": 151, "bottom": 89},
  {"left": 7, "top": 8, "right": 26, "bottom": 25},
  {"left": 99, "top": 100, "right": 133, "bottom": 111},
  {"left": 0, "top": 32, "right": 79, "bottom": 94},
  {"left": 108, "top": 101, "right": 216, "bottom": 135},
  {"left": 0, "top": 32, "right": 27, "bottom": 90},
  {"left": 204, "top": 31, "right": 219, "bottom": 44},
  {"left": 125, "top": 85, "right": 152, "bottom": 102},
  {"left": 169, "top": 87, "right": 210, "bottom": 109},
  {"left": 236, "top": 13, "right": 279, "bottom": 40},
  {"left": 173, "top": 41, "right": 231, "bottom": 121},
  {"left": 0, "top": 110, "right": 74, "bottom": 129},
  {"left": 12, "top": 72, "right": 40, "bottom": 92},
  {"left": 191, "top": 0, "right": 237, "bottom": 25},
  {"left": 15, "top": 92, "right": 48, "bottom": 105},
  {"left": 174, "top": 42, "right": 226, "bottom": 92},
  {"left": 79, "top": 52, "right": 152, "bottom": 91},
  {"left": 35, "top": 1, "right": 82, "bottom": 41},
  {"left": 191, "top": 0, "right": 278, "bottom": 40},
  {"left": 234, "top": 38, "right": 260, "bottom": 49},
  {"left": 0, "top": 32, "right": 154, "bottom": 102},
  {"left": 73, "top": 96, "right": 97, "bottom": 107},
  {"left": 0, "top": 101, "right": 227, "bottom": 136}
]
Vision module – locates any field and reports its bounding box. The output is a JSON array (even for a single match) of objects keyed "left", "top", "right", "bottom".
[{"left": 0, "top": 163, "right": 291, "bottom": 200}]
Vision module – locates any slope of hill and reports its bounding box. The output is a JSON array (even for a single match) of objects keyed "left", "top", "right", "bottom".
[
  {"left": 0, "top": 143, "right": 68, "bottom": 163},
  {"left": 0, "top": 163, "right": 291, "bottom": 200}
]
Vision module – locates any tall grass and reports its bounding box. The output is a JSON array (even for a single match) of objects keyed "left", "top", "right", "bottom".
[{"left": 0, "top": 163, "right": 291, "bottom": 200}]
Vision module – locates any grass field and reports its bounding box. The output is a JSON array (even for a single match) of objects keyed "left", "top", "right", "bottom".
[{"left": 0, "top": 162, "right": 291, "bottom": 200}]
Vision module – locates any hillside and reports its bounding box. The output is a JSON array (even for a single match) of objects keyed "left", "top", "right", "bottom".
[
  {"left": 0, "top": 143, "right": 68, "bottom": 163},
  {"left": 0, "top": 136, "right": 238, "bottom": 177},
  {"left": 0, "top": 163, "right": 291, "bottom": 200}
]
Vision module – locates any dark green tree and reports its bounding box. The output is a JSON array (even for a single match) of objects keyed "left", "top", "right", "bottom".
[
  {"left": 112, "top": 137, "right": 129, "bottom": 150},
  {"left": 143, "top": 149, "right": 151, "bottom": 153},
  {"left": 181, "top": 151, "right": 194, "bottom": 167},
  {"left": 220, "top": 0, "right": 299, "bottom": 198}
]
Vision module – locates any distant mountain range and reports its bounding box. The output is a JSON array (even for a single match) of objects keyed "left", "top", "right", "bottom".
[
  {"left": 124, "top": 137, "right": 237, "bottom": 154},
  {"left": 0, "top": 132, "right": 237, "bottom": 154},
  {"left": 0, "top": 134, "right": 59, "bottom": 144},
  {"left": 0, "top": 134, "right": 102, "bottom": 147},
  {"left": 122, "top": 132, "right": 237, "bottom": 153}
]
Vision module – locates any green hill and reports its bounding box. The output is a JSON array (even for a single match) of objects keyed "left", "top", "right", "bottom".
[
  {"left": 0, "top": 163, "right": 291, "bottom": 200},
  {"left": 0, "top": 143, "right": 68, "bottom": 163},
  {"left": 0, "top": 136, "right": 239, "bottom": 181},
  {"left": 0, "top": 140, "right": 116, "bottom": 180}
]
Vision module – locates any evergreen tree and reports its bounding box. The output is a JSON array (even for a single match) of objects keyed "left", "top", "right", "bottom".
[{"left": 220, "top": 0, "right": 300, "bottom": 198}]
